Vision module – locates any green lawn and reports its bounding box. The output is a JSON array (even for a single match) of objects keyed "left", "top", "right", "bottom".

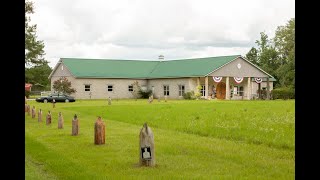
[{"left": 25, "top": 99, "right": 295, "bottom": 179}]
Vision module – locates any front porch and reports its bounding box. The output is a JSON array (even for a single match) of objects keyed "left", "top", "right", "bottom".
[{"left": 194, "top": 76, "right": 271, "bottom": 100}]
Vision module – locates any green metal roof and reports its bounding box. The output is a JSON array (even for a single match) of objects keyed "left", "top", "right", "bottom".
[
  {"left": 62, "top": 58, "right": 158, "bottom": 78},
  {"left": 60, "top": 55, "right": 272, "bottom": 79},
  {"left": 148, "top": 55, "right": 239, "bottom": 78}
]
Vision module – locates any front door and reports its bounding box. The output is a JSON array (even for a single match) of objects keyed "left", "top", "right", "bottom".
[{"left": 216, "top": 82, "right": 226, "bottom": 99}]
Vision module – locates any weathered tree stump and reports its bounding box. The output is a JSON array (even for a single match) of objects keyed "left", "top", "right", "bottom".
[
  {"left": 108, "top": 97, "right": 112, "bottom": 105},
  {"left": 27, "top": 105, "right": 31, "bottom": 116},
  {"left": 38, "top": 109, "right": 42, "bottom": 122},
  {"left": 139, "top": 123, "right": 155, "bottom": 167},
  {"left": 46, "top": 111, "right": 52, "bottom": 125},
  {"left": 72, "top": 114, "right": 79, "bottom": 136},
  {"left": 94, "top": 116, "right": 105, "bottom": 145},
  {"left": 58, "top": 112, "right": 64, "bottom": 129},
  {"left": 31, "top": 106, "right": 36, "bottom": 118}
]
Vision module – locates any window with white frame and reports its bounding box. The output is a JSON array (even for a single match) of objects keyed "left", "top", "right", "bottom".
[
  {"left": 163, "top": 85, "right": 169, "bottom": 96},
  {"left": 128, "top": 85, "right": 133, "bottom": 92},
  {"left": 84, "top": 85, "right": 91, "bottom": 91},
  {"left": 233, "top": 86, "right": 244, "bottom": 96},
  {"left": 107, "top": 85, "right": 113, "bottom": 92},
  {"left": 200, "top": 85, "right": 206, "bottom": 96},
  {"left": 178, "top": 85, "right": 185, "bottom": 96}
]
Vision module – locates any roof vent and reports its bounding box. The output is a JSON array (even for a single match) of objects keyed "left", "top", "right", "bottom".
[{"left": 158, "top": 55, "right": 164, "bottom": 61}]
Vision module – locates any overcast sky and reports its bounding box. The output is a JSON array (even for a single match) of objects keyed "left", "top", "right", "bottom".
[{"left": 30, "top": 0, "right": 295, "bottom": 68}]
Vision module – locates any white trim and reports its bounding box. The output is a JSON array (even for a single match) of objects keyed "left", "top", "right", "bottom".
[
  {"left": 205, "top": 56, "right": 240, "bottom": 77},
  {"left": 205, "top": 56, "right": 274, "bottom": 78},
  {"left": 48, "top": 59, "right": 76, "bottom": 79},
  {"left": 48, "top": 59, "right": 62, "bottom": 79}
]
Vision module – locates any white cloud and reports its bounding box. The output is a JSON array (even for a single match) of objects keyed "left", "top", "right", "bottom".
[{"left": 30, "top": 0, "right": 295, "bottom": 68}]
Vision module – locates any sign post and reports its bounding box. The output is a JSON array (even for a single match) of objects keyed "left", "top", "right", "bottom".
[{"left": 139, "top": 123, "right": 155, "bottom": 166}]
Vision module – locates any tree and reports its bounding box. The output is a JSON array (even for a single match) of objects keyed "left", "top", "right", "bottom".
[
  {"left": 274, "top": 18, "right": 295, "bottom": 88},
  {"left": 25, "top": 64, "right": 52, "bottom": 90},
  {"left": 245, "top": 19, "right": 295, "bottom": 88},
  {"left": 245, "top": 47, "right": 259, "bottom": 65},
  {"left": 52, "top": 77, "right": 76, "bottom": 95},
  {"left": 25, "top": 0, "right": 47, "bottom": 66}
]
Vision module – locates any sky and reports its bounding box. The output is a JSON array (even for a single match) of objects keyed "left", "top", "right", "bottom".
[{"left": 30, "top": 0, "right": 295, "bottom": 68}]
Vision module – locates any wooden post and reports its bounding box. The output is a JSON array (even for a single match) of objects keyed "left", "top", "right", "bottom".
[
  {"left": 108, "top": 97, "right": 112, "bottom": 105},
  {"left": 31, "top": 106, "right": 36, "bottom": 119},
  {"left": 38, "top": 109, "right": 42, "bottom": 122},
  {"left": 27, "top": 105, "right": 31, "bottom": 116},
  {"left": 148, "top": 96, "right": 153, "bottom": 104},
  {"left": 46, "top": 111, "right": 52, "bottom": 125},
  {"left": 58, "top": 112, "right": 64, "bottom": 129},
  {"left": 94, "top": 116, "right": 105, "bottom": 145},
  {"left": 72, "top": 114, "right": 79, "bottom": 136},
  {"left": 139, "top": 123, "right": 155, "bottom": 167}
]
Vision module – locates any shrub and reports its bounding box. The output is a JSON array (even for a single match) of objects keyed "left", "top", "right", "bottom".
[
  {"left": 25, "top": 90, "right": 31, "bottom": 98},
  {"left": 182, "top": 91, "right": 195, "bottom": 100},
  {"left": 138, "top": 89, "right": 153, "bottom": 99},
  {"left": 257, "top": 89, "right": 268, "bottom": 99},
  {"left": 271, "top": 88, "right": 295, "bottom": 100}
]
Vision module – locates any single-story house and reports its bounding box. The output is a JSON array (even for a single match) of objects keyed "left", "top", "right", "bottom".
[{"left": 48, "top": 55, "right": 276, "bottom": 100}]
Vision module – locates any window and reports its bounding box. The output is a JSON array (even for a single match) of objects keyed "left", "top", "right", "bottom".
[
  {"left": 163, "top": 85, "right": 169, "bottom": 96},
  {"left": 200, "top": 85, "right": 206, "bottom": 96},
  {"left": 85, "top": 85, "right": 90, "bottom": 91},
  {"left": 128, "top": 85, "right": 133, "bottom": 92},
  {"left": 233, "top": 86, "right": 244, "bottom": 96},
  {"left": 178, "top": 85, "right": 185, "bottom": 96},
  {"left": 107, "top": 85, "right": 113, "bottom": 92}
]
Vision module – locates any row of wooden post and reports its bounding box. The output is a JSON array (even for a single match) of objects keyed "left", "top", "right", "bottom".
[{"left": 25, "top": 99, "right": 155, "bottom": 167}]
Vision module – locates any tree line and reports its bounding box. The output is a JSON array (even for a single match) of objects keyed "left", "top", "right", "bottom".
[
  {"left": 25, "top": 0, "right": 51, "bottom": 91},
  {"left": 245, "top": 18, "right": 295, "bottom": 89}
]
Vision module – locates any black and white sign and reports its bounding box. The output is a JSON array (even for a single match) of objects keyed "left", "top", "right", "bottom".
[{"left": 141, "top": 146, "right": 152, "bottom": 160}]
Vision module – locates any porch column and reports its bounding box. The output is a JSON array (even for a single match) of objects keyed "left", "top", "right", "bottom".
[
  {"left": 266, "top": 77, "right": 270, "bottom": 100},
  {"left": 205, "top": 76, "right": 208, "bottom": 99},
  {"left": 247, "top": 77, "right": 251, "bottom": 100},
  {"left": 226, "top": 77, "right": 230, "bottom": 100}
]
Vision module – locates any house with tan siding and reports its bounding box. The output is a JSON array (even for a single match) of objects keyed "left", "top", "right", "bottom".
[{"left": 48, "top": 55, "right": 276, "bottom": 100}]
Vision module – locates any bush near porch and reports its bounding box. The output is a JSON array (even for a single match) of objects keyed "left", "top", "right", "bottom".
[{"left": 271, "top": 88, "right": 295, "bottom": 99}]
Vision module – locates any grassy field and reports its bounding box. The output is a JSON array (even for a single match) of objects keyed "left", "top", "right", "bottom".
[{"left": 25, "top": 99, "right": 295, "bottom": 179}]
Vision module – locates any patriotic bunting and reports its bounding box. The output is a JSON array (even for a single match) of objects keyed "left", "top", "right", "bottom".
[
  {"left": 234, "top": 77, "right": 243, "bottom": 83},
  {"left": 254, "top": 77, "right": 263, "bottom": 83},
  {"left": 213, "top": 76, "right": 222, "bottom": 83}
]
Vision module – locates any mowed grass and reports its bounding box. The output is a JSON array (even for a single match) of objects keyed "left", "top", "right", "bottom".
[{"left": 25, "top": 99, "right": 295, "bottom": 179}]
